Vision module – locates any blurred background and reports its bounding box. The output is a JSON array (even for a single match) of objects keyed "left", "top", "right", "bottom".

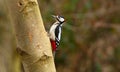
[{"left": 0, "top": 0, "right": 120, "bottom": 72}]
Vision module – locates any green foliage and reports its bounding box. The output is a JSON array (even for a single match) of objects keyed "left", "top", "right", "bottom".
[
  {"left": 114, "top": 46, "right": 120, "bottom": 61},
  {"left": 64, "top": 0, "right": 79, "bottom": 12},
  {"left": 82, "top": 0, "right": 92, "bottom": 12},
  {"left": 95, "top": 62, "right": 102, "bottom": 72}
]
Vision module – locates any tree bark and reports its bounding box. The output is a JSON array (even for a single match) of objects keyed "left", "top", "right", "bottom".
[
  {"left": 0, "top": 0, "right": 20, "bottom": 72},
  {"left": 10, "top": 0, "right": 56, "bottom": 72}
]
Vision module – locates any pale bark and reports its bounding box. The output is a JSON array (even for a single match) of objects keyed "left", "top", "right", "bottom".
[
  {"left": 10, "top": 0, "right": 56, "bottom": 72},
  {"left": 0, "top": 0, "right": 20, "bottom": 72}
]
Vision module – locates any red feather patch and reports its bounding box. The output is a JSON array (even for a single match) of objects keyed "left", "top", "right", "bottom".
[{"left": 50, "top": 39, "right": 56, "bottom": 52}]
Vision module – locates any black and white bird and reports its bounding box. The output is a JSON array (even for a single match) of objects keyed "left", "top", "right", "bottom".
[{"left": 49, "top": 15, "right": 65, "bottom": 56}]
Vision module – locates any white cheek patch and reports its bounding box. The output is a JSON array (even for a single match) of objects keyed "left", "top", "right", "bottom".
[{"left": 59, "top": 18, "right": 64, "bottom": 22}]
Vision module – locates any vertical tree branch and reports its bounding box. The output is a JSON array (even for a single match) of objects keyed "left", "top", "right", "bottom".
[{"left": 10, "top": 0, "right": 56, "bottom": 72}]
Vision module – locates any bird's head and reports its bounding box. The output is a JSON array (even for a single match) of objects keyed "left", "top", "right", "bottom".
[{"left": 52, "top": 15, "right": 65, "bottom": 23}]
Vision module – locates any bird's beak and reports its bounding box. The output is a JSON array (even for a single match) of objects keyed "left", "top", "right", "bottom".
[
  {"left": 52, "top": 15, "right": 57, "bottom": 18},
  {"left": 52, "top": 15, "right": 58, "bottom": 21}
]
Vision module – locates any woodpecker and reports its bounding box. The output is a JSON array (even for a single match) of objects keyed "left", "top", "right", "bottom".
[{"left": 49, "top": 15, "right": 65, "bottom": 56}]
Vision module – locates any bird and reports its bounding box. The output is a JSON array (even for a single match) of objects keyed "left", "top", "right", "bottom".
[{"left": 49, "top": 15, "right": 65, "bottom": 57}]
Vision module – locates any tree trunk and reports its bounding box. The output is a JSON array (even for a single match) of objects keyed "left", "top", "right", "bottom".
[
  {"left": 9, "top": 0, "right": 56, "bottom": 72},
  {"left": 0, "top": 0, "right": 20, "bottom": 72}
]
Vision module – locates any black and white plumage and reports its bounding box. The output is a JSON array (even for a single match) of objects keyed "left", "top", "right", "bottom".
[{"left": 49, "top": 15, "right": 65, "bottom": 55}]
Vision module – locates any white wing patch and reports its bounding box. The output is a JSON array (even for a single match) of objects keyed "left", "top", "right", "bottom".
[{"left": 58, "top": 26, "right": 61, "bottom": 41}]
